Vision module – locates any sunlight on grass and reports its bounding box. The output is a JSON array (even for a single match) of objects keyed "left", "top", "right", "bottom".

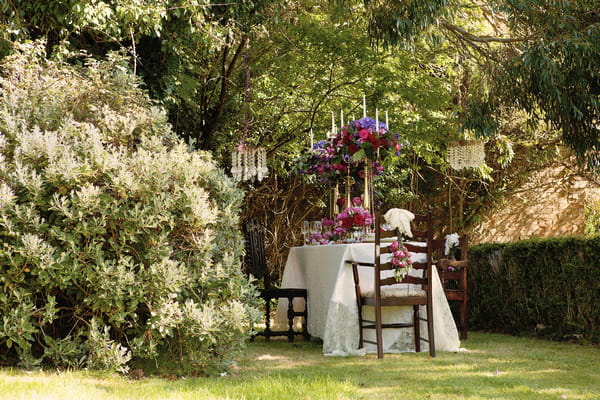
[{"left": 1, "top": 332, "right": 599, "bottom": 400}]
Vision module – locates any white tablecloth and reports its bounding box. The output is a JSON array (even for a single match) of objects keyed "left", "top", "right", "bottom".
[{"left": 274, "top": 242, "right": 461, "bottom": 356}]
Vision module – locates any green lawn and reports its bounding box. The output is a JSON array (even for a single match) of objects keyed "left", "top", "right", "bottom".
[{"left": 1, "top": 332, "right": 598, "bottom": 400}]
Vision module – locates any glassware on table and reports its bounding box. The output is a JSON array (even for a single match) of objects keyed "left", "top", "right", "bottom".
[
  {"left": 351, "top": 226, "right": 365, "bottom": 243},
  {"left": 380, "top": 223, "right": 393, "bottom": 231},
  {"left": 301, "top": 221, "right": 311, "bottom": 245},
  {"left": 311, "top": 220, "right": 322, "bottom": 233},
  {"left": 310, "top": 220, "right": 322, "bottom": 245}
]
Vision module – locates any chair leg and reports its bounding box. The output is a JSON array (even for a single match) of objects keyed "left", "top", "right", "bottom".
[
  {"left": 302, "top": 294, "right": 310, "bottom": 340},
  {"left": 375, "top": 305, "right": 384, "bottom": 359},
  {"left": 427, "top": 301, "right": 435, "bottom": 357},
  {"left": 286, "top": 296, "right": 296, "bottom": 343},
  {"left": 263, "top": 297, "right": 272, "bottom": 342},
  {"left": 460, "top": 298, "right": 468, "bottom": 340},
  {"left": 413, "top": 305, "right": 421, "bottom": 353},
  {"left": 357, "top": 304, "right": 364, "bottom": 349}
]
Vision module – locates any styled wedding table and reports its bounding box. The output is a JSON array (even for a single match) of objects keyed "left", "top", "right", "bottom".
[{"left": 273, "top": 242, "right": 461, "bottom": 356}]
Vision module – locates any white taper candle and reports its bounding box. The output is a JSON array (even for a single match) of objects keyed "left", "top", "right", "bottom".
[
  {"left": 363, "top": 95, "right": 366, "bottom": 118},
  {"left": 386, "top": 110, "right": 389, "bottom": 130},
  {"left": 331, "top": 111, "right": 335, "bottom": 136}
]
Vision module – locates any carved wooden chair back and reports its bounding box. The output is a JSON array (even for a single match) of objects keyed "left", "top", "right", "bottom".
[
  {"left": 436, "top": 235, "right": 469, "bottom": 339},
  {"left": 243, "top": 219, "right": 309, "bottom": 342}
]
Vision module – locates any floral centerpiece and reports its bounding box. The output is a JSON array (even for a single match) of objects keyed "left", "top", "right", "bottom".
[
  {"left": 304, "top": 197, "right": 374, "bottom": 245},
  {"left": 297, "top": 117, "right": 405, "bottom": 186},
  {"left": 389, "top": 240, "right": 413, "bottom": 281},
  {"left": 318, "top": 217, "right": 347, "bottom": 243},
  {"left": 335, "top": 117, "right": 402, "bottom": 165},
  {"left": 335, "top": 196, "right": 373, "bottom": 242},
  {"left": 336, "top": 199, "right": 373, "bottom": 229}
]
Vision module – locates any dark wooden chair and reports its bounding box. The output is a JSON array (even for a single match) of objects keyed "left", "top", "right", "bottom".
[
  {"left": 350, "top": 211, "right": 435, "bottom": 358},
  {"left": 243, "top": 219, "right": 309, "bottom": 342},
  {"left": 436, "top": 235, "right": 469, "bottom": 340}
]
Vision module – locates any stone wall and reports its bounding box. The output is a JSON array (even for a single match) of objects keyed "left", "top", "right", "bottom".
[{"left": 470, "top": 162, "right": 599, "bottom": 244}]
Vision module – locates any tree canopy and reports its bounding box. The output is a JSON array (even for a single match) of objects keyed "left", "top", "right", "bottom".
[
  {"left": 1, "top": 0, "right": 597, "bottom": 232},
  {"left": 350, "top": 0, "right": 599, "bottom": 170}
]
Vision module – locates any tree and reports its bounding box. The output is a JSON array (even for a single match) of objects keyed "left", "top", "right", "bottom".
[
  {"left": 0, "top": 0, "right": 280, "bottom": 151},
  {"left": 347, "top": 0, "right": 599, "bottom": 170}
]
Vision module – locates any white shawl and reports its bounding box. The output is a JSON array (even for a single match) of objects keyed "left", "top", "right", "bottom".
[
  {"left": 445, "top": 233, "right": 460, "bottom": 255},
  {"left": 383, "top": 208, "right": 415, "bottom": 237}
]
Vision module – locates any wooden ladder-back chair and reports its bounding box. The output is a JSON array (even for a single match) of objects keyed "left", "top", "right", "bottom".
[
  {"left": 243, "top": 219, "right": 309, "bottom": 342},
  {"left": 350, "top": 210, "right": 435, "bottom": 358},
  {"left": 436, "top": 235, "right": 469, "bottom": 340}
]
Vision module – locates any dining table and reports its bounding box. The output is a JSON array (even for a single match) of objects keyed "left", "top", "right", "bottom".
[{"left": 272, "top": 241, "right": 462, "bottom": 356}]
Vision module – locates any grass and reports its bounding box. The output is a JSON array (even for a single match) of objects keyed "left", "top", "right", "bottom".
[{"left": 1, "top": 332, "right": 598, "bottom": 400}]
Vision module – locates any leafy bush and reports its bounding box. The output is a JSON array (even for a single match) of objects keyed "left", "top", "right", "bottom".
[
  {"left": 584, "top": 199, "right": 600, "bottom": 235},
  {"left": 0, "top": 42, "right": 260, "bottom": 374},
  {"left": 468, "top": 236, "right": 600, "bottom": 344}
]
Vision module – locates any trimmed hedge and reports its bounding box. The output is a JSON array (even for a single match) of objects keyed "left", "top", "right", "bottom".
[{"left": 469, "top": 235, "right": 600, "bottom": 343}]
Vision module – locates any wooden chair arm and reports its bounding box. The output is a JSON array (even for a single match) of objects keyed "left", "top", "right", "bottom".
[
  {"left": 438, "top": 259, "right": 468, "bottom": 269},
  {"left": 346, "top": 260, "right": 375, "bottom": 267}
]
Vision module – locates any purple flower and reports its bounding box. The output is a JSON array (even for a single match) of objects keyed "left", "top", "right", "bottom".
[
  {"left": 314, "top": 140, "right": 329, "bottom": 149},
  {"left": 355, "top": 117, "right": 388, "bottom": 132}
]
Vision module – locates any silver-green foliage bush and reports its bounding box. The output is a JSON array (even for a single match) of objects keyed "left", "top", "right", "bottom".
[{"left": 0, "top": 42, "right": 260, "bottom": 374}]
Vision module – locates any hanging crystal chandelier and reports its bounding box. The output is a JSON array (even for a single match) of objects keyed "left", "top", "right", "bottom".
[
  {"left": 447, "top": 139, "right": 486, "bottom": 170},
  {"left": 231, "top": 143, "right": 268, "bottom": 182},
  {"left": 230, "top": 50, "right": 269, "bottom": 182}
]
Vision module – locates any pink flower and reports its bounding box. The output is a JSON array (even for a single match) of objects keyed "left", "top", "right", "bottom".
[
  {"left": 358, "top": 129, "right": 370, "bottom": 141},
  {"left": 321, "top": 218, "right": 335, "bottom": 226},
  {"left": 352, "top": 197, "right": 362, "bottom": 206},
  {"left": 337, "top": 210, "right": 349, "bottom": 219},
  {"left": 334, "top": 226, "right": 347, "bottom": 236},
  {"left": 389, "top": 241, "right": 413, "bottom": 281}
]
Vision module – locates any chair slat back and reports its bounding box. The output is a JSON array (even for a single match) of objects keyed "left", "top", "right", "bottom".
[
  {"left": 374, "top": 210, "right": 433, "bottom": 289},
  {"left": 243, "top": 219, "right": 271, "bottom": 287},
  {"left": 351, "top": 208, "right": 437, "bottom": 357},
  {"left": 435, "top": 234, "right": 469, "bottom": 339}
]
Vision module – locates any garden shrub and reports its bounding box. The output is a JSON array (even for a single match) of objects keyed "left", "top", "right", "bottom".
[
  {"left": 0, "top": 42, "right": 260, "bottom": 374},
  {"left": 584, "top": 199, "right": 600, "bottom": 235},
  {"left": 468, "top": 236, "right": 600, "bottom": 344}
]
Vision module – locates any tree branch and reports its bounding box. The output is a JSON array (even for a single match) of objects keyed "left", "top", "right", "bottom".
[
  {"left": 201, "top": 35, "right": 248, "bottom": 150},
  {"left": 439, "top": 18, "right": 531, "bottom": 44}
]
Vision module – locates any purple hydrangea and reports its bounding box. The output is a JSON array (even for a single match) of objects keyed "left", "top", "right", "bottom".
[{"left": 354, "top": 117, "right": 388, "bottom": 132}]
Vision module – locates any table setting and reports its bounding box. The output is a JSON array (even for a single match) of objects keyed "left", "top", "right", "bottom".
[
  {"left": 278, "top": 110, "right": 462, "bottom": 355},
  {"left": 273, "top": 209, "right": 462, "bottom": 356}
]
